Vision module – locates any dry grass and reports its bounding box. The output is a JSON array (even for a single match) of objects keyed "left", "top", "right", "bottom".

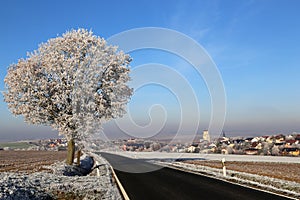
[
  {"left": 184, "top": 160, "right": 300, "bottom": 183},
  {"left": 0, "top": 150, "right": 67, "bottom": 173}
]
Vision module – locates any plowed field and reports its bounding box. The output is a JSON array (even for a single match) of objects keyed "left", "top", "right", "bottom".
[{"left": 0, "top": 150, "right": 66, "bottom": 173}]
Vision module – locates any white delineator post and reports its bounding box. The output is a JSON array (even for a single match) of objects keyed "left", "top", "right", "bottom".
[
  {"left": 96, "top": 161, "right": 100, "bottom": 177},
  {"left": 222, "top": 158, "right": 226, "bottom": 177}
]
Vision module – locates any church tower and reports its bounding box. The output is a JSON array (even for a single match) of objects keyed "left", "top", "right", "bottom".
[{"left": 203, "top": 130, "right": 210, "bottom": 142}]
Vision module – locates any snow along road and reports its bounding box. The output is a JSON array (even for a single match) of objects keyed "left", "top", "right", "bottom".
[{"left": 100, "top": 153, "right": 292, "bottom": 200}]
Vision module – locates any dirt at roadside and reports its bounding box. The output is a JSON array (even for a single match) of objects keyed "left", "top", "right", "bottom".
[
  {"left": 183, "top": 160, "right": 300, "bottom": 183},
  {"left": 0, "top": 150, "right": 67, "bottom": 173}
]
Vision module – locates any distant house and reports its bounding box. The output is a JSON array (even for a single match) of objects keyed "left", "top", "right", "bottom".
[
  {"left": 48, "top": 143, "right": 56, "bottom": 148},
  {"left": 261, "top": 135, "right": 269, "bottom": 141},
  {"left": 232, "top": 139, "right": 244, "bottom": 144},
  {"left": 295, "top": 135, "right": 300, "bottom": 142},
  {"left": 281, "top": 148, "right": 299, "bottom": 156},
  {"left": 266, "top": 136, "right": 274, "bottom": 144},
  {"left": 125, "top": 143, "right": 144, "bottom": 151},
  {"left": 245, "top": 137, "right": 254, "bottom": 143},
  {"left": 251, "top": 142, "right": 259, "bottom": 148},
  {"left": 187, "top": 145, "right": 196, "bottom": 153},
  {"left": 275, "top": 134, "right": 285, "bottom": 144},
  {"left": 244, "top": 148, "right": 259, "bottom": 155},
  {"left": 285, "top": 140, "right": 296, "bottom": 147},
  {"left": 251, "top": 137, "right": 259, "bottom": 143},
  {"left": 218, "top": 137, "right": 230, "bottom": 145}
]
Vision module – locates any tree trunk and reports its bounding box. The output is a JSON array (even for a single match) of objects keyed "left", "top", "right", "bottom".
[
  {"left": 66, "top": 138, "right": 75, "bottom": 165},
  {"left": 76, "top": 150, "right": 81, "bottom": 166}
]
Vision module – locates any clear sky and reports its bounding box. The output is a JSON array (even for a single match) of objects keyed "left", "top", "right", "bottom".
[{"left": 0, "top": 0, "right": 300, "bottom": 142}]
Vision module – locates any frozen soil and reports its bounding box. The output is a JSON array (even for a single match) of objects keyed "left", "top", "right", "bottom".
[
  {"left": 0, "top": 151, "right": 122, "bottom": 200},
  {"left": 0, "top": 151, "right": 67, "bottom": 173}
]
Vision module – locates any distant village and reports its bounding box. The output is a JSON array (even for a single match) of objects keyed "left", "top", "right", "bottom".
[
  {"left": 0, "top": 138, "right": 68, "bottom": 151},
  {"left": 1, "top": 131, "right": 299, "bottom": 156},
  {"left": 116, "top": 131, "right": 300, "bottom": 156}
]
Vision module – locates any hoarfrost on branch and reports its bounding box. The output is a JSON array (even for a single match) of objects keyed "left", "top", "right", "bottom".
[{"left": 4, "top": 29, "right": 133, "bottom": 143}]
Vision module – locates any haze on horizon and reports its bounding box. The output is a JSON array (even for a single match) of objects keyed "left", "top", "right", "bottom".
[{"left": 1, "top": 0, "right": 300, "bottom": 142}]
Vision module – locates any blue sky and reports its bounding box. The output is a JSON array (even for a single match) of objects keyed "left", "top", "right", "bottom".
[{"left": 0, "top": 0, "right": 300, "bottom": 141}]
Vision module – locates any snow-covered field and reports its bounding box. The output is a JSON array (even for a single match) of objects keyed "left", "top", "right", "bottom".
[
  {"left": 0, "top": 152, "right": 122, "bottom": 200},
  {"left": 103, "top": 150, "right": 300, "bottom": 163}
]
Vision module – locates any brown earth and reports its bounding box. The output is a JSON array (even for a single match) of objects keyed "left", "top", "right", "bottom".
[
  {"left": 0, "top": 150, "right": 67, "bottom": 173},
  {"left": 183, "top": 160, "right": 300, "bottom": 183}
]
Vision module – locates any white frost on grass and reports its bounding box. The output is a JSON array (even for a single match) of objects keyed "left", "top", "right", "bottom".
[
  {"left": 155, "top": 161, "right": 300, "bottom": 199},
  {"left": 0, "top": 153, "right": 122, "bottom": 200}
]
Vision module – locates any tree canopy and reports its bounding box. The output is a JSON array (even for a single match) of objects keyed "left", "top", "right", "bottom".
[{"left": 4, "top": 29, "right": 133, "bottom": 143}]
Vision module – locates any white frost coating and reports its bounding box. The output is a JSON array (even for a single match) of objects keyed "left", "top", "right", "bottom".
[
  {"left": 4, "top": 29, "right": 132, "bottom": 143},
  {"left": 0, "top": 154, "right": 122, "bottom": 200}
]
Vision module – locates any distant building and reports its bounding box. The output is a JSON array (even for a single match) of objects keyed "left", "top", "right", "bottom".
[{"left": 203, "top": 130, "right": 210, "bottom": 142}]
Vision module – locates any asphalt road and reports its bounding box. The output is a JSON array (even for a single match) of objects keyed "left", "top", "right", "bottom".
[{"left": 100, "top": 152, "right": 291, "bottom": 200}]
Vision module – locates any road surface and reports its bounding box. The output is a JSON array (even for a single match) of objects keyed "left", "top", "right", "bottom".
[{"left": 100, "top": 152, "right": 292, "bottom": 200}]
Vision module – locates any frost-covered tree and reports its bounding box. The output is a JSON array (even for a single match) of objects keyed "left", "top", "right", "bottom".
[
  {"left": 261, "top": 142, "right": 270, "bottom": 155},
  {"left": 4, "top": 29, "right": 132, "bottom": 165},
  {"left": 271, "top": 145, "right": 280, "bottom": 156}
]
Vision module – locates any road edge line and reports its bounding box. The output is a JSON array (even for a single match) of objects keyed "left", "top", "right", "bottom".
[{"left": 110, "top": 165, "right": 130, "bottom": 200}]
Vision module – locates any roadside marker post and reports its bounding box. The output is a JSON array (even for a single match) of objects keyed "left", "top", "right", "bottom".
[
  {"left": 222, "top": 158, "right": 226, "bottom": 177},
  {"left": 96, "top": 161, "right": 100, "bottom": 177}
]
